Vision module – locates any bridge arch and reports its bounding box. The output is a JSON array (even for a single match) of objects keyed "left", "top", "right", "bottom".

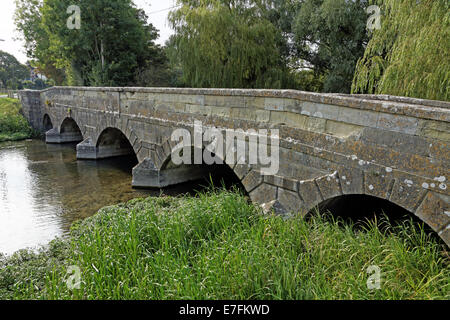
[
  {"left": 309, "top": 193, "right": 447, "bottom": 242},
  {"left": 46, "top": 116, "right": 83, "bottom": 144},
  {"left": 94, "top": 127, "right": 137, "bottom": 159},
  {"left": 43, "top": 114, "right": 53, "bottom": 132},
  {"left": 132, "top": 135, "right": 249, "bottom": 191},
  {"left": 60, "top": 117, "right": 83, "bottom": 141},
  {"left": 162, "top": 144, "right": 247, "bottom": 192},
  {"left": 315, "top": 194, "right": 413, "bottom": 222}
]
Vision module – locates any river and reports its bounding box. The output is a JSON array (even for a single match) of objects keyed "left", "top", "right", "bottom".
[{"left": 0, "top": 139, "right": 200, "bottom": 255}]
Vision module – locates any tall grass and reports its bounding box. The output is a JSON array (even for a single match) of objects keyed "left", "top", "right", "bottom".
[
  {"left": 0, "top": 98, "right": 34, "bottom": 142},
  {"left": 0, "top": 188, "right": 448, "bottom": 300}
]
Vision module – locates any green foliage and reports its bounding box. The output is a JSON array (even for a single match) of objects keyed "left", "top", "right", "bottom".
[
  {"left": 14, "top": 0, "right": 67, "bottom": 85},
  {"left": 168, "top": 0, "right": 295, "bottom": 89},
  {"left": 293, "top": 69, "right": 325, "bottom": 92},
  {"left": 0, "top": 98, "right": 34, "bottom": 142},
  {"left": 293, "top": 0, "right": 369, "bottom": 93},
  {"left": 0, "top": 240, "right": 70, "bottom": 300},
  {"left": 1, "top": 188, "right": 448, "bottom": 300},
  {"left": 21, "top": 78, "right": 51, "bottom": 90},
  {"left": 14, "top": 0, "right": 170, "bottom": 87},
  {"left": 164, "top": 35, "right": 187, "bottom": 87},
  {"left": 0, "top": 51, "right": 30, "bottom": 89},
  {"left": 352, "top": 0, "right": 450, "bottom": 101}
]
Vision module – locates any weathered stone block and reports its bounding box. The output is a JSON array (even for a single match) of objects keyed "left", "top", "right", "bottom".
[
  {"left": 270, "top": 111, "right": 287, "bottom": 125},
  {"left": 264, "top": 98, "right": 285, "bottom": 112},
  {"left": 249, "top": 183, "right": 277, "bottom": 205},
  {"left": 315, "top": 171, "right": 342, "bottom": 201},
  {"left": 325, "top": 120, "right": 362, "bottom": 138},
  {"left": 377, "top": 113, "right": 419, "bottom": 135},
  {"left": 415, "top": 192, "right": 450, "bottom": 233},
  {"left": 285, "top": 113, "right": 308, "bottom": 129},
  {"left": 339, "top": 167, "right": 364, "bottom": 195},
  {"left": 298, "top": 179, "right": 323, "bottom": 211},
  {"left": 256, "top": 110, "right": 270, "bottom": 123},
  {"left": 278, "top": 188, "right": 304, "bottom": 214},
  {"left": 389, "top": 179, "right": 427, "bottom": 213},
  {"left": 264, "top": 175, "right": 298, "bottom": 192},
  {"left": 305, "top": 117, "right": 326, "bottom": 133},
  {"left": 338, "top": 107, "right": 379, "bottom": 127},
  {"left": 244, "top": 96, "right": 265, "bottom": 109},
  {"left": 230, "top": 108, "right": 256, "bottom": 121},
  {"left": 364, "top": 172, "right": 395, "bottom": 199},
  {"left": 242, "top": 169, "right": 263, "bottom": 193}
]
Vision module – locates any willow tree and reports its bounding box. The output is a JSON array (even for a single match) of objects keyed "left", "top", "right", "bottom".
[
  {"left": 352, "top": 0, "right": 449, "bottom": 101},
  {"left": 168, "top": 0, "right": 293, "bottom": 89}
]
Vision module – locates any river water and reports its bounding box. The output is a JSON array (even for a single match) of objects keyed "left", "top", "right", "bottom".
[{"left": 0, "top": 139, "right": 199, "bottom": 255}]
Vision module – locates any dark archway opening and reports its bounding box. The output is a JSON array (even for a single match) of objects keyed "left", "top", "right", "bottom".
[
  {"left": 92, "top": 128, "right": 139, "bottom": 180},
  {"left": 312, "top": 194, "right": 443, "bottom": 244},
  {"left": 61, "top": 118, "right": 82, "bottom": 135},
  {"left": 59, "top": 118, "right": 83, "bottom": 143},
  {"left": 43, "top": 114, "right": 53, "bottom": 132},
  {"left": 96, "top": 128, "right": 137, "bottom": 163},
  {"left": 193, "top": 163, "right": 247, "bottom": 195},
  {"left": 159, "top": 147, "right": 247, "bottom": 197}
]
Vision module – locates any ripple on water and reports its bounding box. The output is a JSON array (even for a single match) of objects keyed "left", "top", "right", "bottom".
[{"left": 0, "top": 140, "right": 157, "bottom": 255}]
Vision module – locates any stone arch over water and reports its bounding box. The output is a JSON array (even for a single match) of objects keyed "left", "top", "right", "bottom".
[
  {"left": 95, "top": 127, "right": 136, "bottom": 159},
  {"left": 46, "top": 117, "right": 83, "bottom": 144},
  {"left": 43, "top": 114, "right": 53, "bottom": 132}
]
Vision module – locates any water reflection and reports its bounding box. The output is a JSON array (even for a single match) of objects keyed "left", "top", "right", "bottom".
[{"left": 0, "top": 140, "right": 159, "bottom": 255}]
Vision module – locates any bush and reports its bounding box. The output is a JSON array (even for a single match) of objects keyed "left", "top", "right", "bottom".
[{"left": 0, "top": 98, "right": 34, "bottom": 141}]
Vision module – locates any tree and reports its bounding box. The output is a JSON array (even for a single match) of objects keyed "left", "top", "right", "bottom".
[
  {"left": 164, "top": 35, "right": 186, "bottom": 87},
  {"left": 14, "top": 0, "right": 66, "bottom": 85},
  {"left": 0, "top": 51, "right": 29, "bottom": 89},
  {"left": 352, "top": 0, "right": 449, "bottom": 101},
  {"left": 15, "top": 0, "right": 170, "bottom": 87},
  {"left": 168, "top": 0, "right": 294, "bottom": 89},
  {"left": 292, "top": 0, "right": 369, "bottom": 93}
]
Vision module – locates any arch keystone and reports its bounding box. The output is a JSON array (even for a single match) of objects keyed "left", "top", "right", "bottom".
[{"left": 415, "top": 192, "right": 450, "bottom": 240}]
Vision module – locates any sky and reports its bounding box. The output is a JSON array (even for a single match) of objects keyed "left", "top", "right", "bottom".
[{"left": 0, "top": 0, "right": 177, "bottom": 64}]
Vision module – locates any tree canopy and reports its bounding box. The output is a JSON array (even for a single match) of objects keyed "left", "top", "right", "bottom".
[
  {"left": 352, "top": 0, "right": 450, "bottom": 101},
  {"left": 292, "top": 0, "right": 369, "bottom": 93},
  {"left": 14, "top": 0, "right": 66, "bottom": 85},
  {"left": 15, "top": 0, "right": 171, "bottom": 87},
  {"left": 0, "top": 51, "right": 29, "bottom": 89},
  {"left": 168, "top": 0, "right": 295, "bottom": 89}
]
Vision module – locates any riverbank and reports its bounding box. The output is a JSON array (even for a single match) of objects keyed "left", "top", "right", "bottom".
[
  {"left": 0, "top": 188, "right": 448, "bottom": 300},
  {"left": 0, "top": 98, "right": 35, "bottom": 142}
]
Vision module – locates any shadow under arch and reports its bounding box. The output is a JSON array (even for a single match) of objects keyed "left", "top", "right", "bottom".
[
  {"left": 50, "top": 117, "right": 83, "bottom": 143},
  {"left": 310, "top": 194, "right": 442, "bottom": 242},
  {"left": 157, "top": 146, "right": 247, "bottom": 195},
  {"left": 43, "top": 114, "right": 53, "bottom": 131},
  {"left": 95, "top": 127, "right": 137, "bottom": 161}
]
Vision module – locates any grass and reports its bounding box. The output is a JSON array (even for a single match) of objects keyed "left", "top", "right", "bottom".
[
  {"left": 0, "top": 188, "right": 448, "bottom": 300},
  {"left": 0, "top": 98, "right": 35, "bottom": 142}
]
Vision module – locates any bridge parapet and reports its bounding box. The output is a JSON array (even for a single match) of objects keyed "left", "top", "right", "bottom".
[{"left": 19, "top": 87, "right": 450, "bottom": 245}]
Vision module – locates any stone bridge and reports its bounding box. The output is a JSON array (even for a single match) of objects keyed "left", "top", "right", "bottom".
[{"left": 19, "top": 87, "right": 450, "bottom": 245}]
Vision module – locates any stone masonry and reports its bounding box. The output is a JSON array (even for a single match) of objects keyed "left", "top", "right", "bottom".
[{"left": 19, "top": 87, "right": 450, "bottom": 245}]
